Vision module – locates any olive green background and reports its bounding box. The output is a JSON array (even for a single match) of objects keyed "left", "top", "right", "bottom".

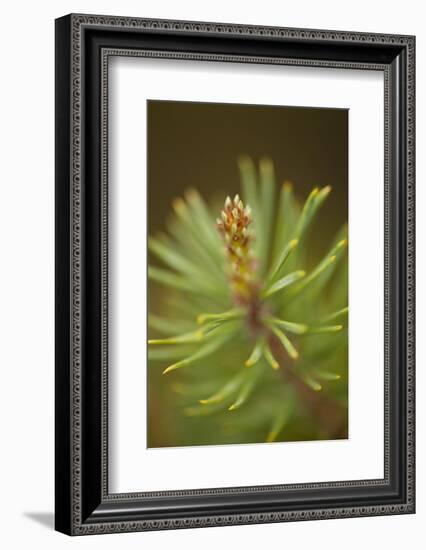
[{"left": 147, "top": 100, "right": 348, "bottom": 253}]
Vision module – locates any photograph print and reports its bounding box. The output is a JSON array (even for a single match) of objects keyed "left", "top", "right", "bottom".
[{"left": 147, "top": 100, "right": 348, "bottom": 448}]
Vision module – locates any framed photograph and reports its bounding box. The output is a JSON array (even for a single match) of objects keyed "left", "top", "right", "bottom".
[{"left": 55, "top": 14, "right": 415, "bottom": 535}]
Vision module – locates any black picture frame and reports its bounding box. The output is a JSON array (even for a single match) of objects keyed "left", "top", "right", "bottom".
[{"left": 55, "top": 13, "right": 415, "bottom": 535}]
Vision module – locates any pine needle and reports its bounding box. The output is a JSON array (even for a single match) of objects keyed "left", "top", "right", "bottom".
[
  {"left": 322, "top": 306, "right": 349, "bottom": 323},
  {"left": 293, "top": 187, "right": 319, "bottom": 240},
  {"left": 245, "top": 340, "right": 264, "bottom": 367},
  {"left": 262, "top": 270, "right": 306, "bottom": 298},
  {"left": 266, "top": 400, "right": 294, "bottom": 443},
  {"left": 238, "top": 155, "right": 259, "bottom": 222},
  {"left": 306, "top": 325, "right": 343, "bottom": 334},
  {"left": 148, "top": 330, "right": 204, "bottom": 345},
  {"left": 263, "top": 344, "right": 280, "bottom": 370},
  {"left": 267, "top": 238, "right": 299, "bottom": 284},
  {"left": 303, "top": 375, "right": 322, "bottom": 392},
  {"left": 294, "top": 185, "right": 332, "bottom": 242},
  {"left": 199, "top": 371, "right": 246, "bottom": 405},
  {"left": 266, "top": 316, "right": 308, "bottom": 335},
  {"left": 228, "top": 368, "right": 261, "bottom": 410},
  {"left": 315, "top": 370, "right": 341, "bottom": 381},
  {"left": 258, "top": 157, "right": 275, "bottom": 275},
  {"left": 271, "top": 181, "right": 300, "bottom": 268},
  {"left": 269, "top": 324, "right": 299, "bottom": 360},
  {"left": 197, "top": 309, "right": 244, "bottom": 325},
  {"left": 162, "top": 331, "right": 233, "bottom": 374}
]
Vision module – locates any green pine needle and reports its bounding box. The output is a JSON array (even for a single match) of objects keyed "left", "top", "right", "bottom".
[
  {"left": 268, "top": 323, "right": 299, "bottom": 360},
  {"left": 262, "top": 270, "right": 306, "bottom": 298},
  {"left": 162, "top": 331, "right": 234, "bottom": 374},
  {"left": 263, "top": 344, "right": 280, "bottom": 370}
]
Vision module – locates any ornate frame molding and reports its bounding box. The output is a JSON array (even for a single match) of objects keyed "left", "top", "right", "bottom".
[{"left": 55, "top": 14, "right": 415, "bottom": 535}]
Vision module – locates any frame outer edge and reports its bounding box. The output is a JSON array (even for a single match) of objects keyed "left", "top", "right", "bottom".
[
  {"left": 55, "top": 14, "right": 73, "bottom": 536},
  {"left": 59, "top": 13, "right": 415, "bottom": 535}
]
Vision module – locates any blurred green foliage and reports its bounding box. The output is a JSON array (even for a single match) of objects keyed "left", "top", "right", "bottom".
[{"left": 147, "top": 157, "right": 348, "bottom": 447}]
